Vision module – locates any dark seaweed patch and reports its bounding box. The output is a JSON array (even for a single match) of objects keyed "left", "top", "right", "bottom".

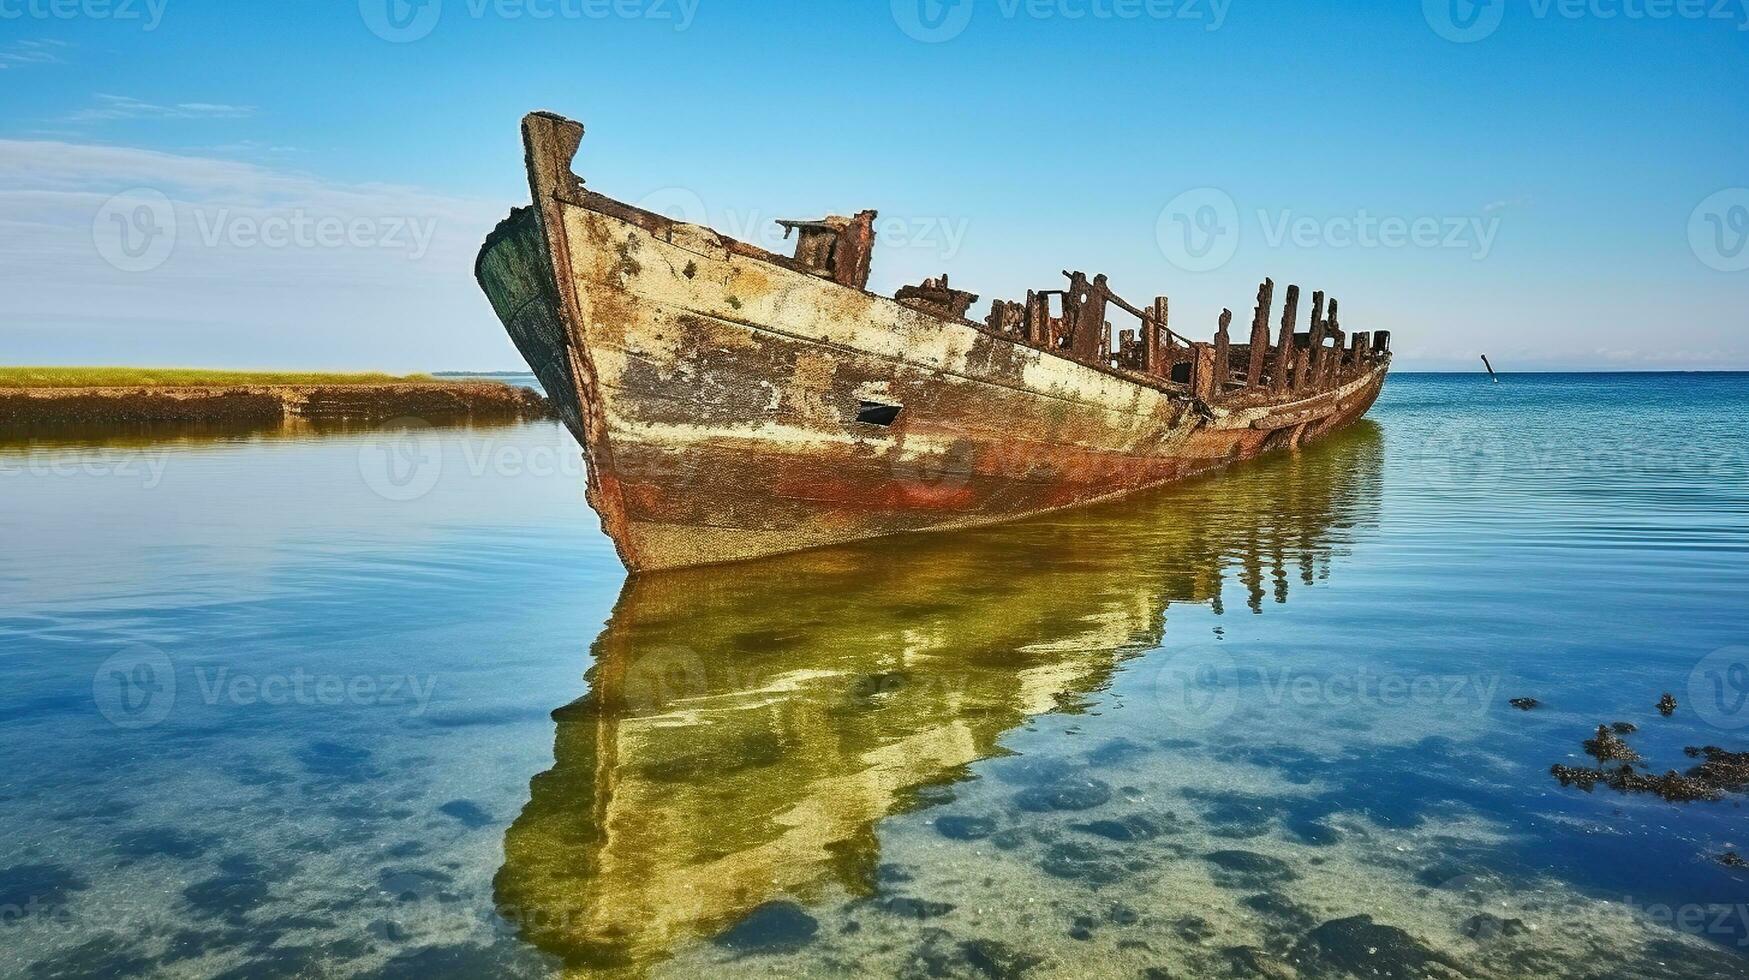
[
  {"left": 1288, "top": 915, "right": 1466, "bottom": 979},
  {"left": 0, "top": 863, "right": 89, "bottom": 914},
  {"left": 182, "top": 855, "right": 272, "bottom": 921},
  {"left": 438, "top": 800, "right": 494, "bottom": 829},
  {"left": 713, "top": 901, "right": 819, "bottom": 954},
  {"left": 114, "top": 827, "right": 216, "bottom": 862}
]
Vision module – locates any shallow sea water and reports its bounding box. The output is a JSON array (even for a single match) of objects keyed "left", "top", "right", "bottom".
[{"left": 2, "top": 373, "right": 1748, "bottom": 979}]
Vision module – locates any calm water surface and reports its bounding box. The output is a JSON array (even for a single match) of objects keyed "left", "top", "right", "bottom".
[{"left": 3, "top": 374, "right": 1748, "bottom": 978}]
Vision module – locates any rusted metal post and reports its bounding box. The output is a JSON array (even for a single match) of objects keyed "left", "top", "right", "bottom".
[
  {"left": 1147, "top": 296, "right": 1170, "bottom": 377},
  {"left": 1272, "top": 285, "right": 1299, "bottom": 394},
  {"left": 1189, "top": 342, "right": 1218, "bottom": 402},
  {"left": 1246, "top": 278, "right": 1274, "bottom": 389},
  {"left": 1350, "top": 331, "right": 1370, "bottom": 375},
  {"left": 1212, "top": 309, "right": 1233, "bottom": 394}
]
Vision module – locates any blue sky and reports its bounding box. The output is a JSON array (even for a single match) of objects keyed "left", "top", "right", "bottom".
[{"left": 1, "top": 0, "right": 1744, "bottom": 371}]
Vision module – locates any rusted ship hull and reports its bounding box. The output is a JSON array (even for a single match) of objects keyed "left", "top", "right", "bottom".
[{"left": 477, "top": 113, "right": 1391, "bottom": 572}]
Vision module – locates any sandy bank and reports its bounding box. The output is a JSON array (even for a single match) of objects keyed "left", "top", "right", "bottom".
[{"left": 0, "top": 381, "right": 552, "bottom": 426}]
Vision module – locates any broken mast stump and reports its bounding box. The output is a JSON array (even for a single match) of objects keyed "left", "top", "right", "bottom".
[
  {"left": 1272, "top": 284, "right": 1300, "bottom": 394},
  {"left": 1147, "top": 296, "right": 1171, "bottom": 377},
  {"left": 1213, "top": 309, "right": 1233, "bottom": 391},
  {"left": 1190, "top": 342, "right": 1219, "bottom": 403},
  {"left": 1246, "top": 278, "right": 1274, "bottom": 389}
]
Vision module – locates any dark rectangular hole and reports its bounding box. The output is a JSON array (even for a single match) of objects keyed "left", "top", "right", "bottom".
[{"left": 856, "top": 401, "right": 903, "bottom": 427}]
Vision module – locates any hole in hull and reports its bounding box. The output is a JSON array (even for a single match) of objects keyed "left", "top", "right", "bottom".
[{"left": 855, "top": 401, "right": 903, "bottom": 427}]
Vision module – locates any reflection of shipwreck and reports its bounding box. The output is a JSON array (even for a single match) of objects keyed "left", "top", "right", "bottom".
[
  {"left": 494, "top": 424, "right": 1382, "bottom": 973},
  {"left": 476, "top": 112, "right": 1392, "bottom": 572}
]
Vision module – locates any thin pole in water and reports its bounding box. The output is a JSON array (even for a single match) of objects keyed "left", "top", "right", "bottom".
[{"left": 1481, "top": 354, "right": 1500, "bottom": 383}]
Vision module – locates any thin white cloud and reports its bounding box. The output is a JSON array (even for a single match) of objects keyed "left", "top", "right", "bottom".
[
  {"left": 1482, "top": 195, "right": 1533, "bottom": 214},
  {"left": 0, "top": 139, "right": 522, "bottom": 371},
  {"left": 0, "top": 39, "right": 69, "bottom": 69},
  {"left": 67, "top": 94, "right": 257, "bottom": 123}
]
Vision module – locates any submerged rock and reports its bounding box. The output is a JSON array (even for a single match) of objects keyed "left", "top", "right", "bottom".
[
  {"left": 1285, "top": 818, "right": 1341, "bottom": 847},
  {"left": 1172, "top": 915, "right": 1214, "bottom": 943},
  {"left": 1069, "top": 813, "right": 1174, "bottom": 842},
  {"left": 935, "top": 815, "right": 998, "bottom": 841},
  {"left": 1014, "top": 777, "right": 1112, "bottom": 813},
  {"left": 1658, "top": 693, "right": 1678, "bottom": 716},
  {"left": 989, "top": 829, "right": 1028, "bottom": 851},
  {"left": 1611, "top": 722, "right": 1638, "bottom": 734},
  {"left": 1289, "top": 915, "right": 1466, "bottom": 979},
  {"left": 1223, "top": 945, "right": 1297, "bottom": 980},
  {"left": 1040, "top": 842, "right": 1123, "bottom": 884},
  {"left": 1508, "top": 698, "right": 1540, "bottom": 711},
  {"left": 1720, "top": 851, "right": 1748, "bottom": 870},
  {"left": 1203, "top": 850, "right": 1298, "bottom": 889},
  {"left": 1185, "top": 791, "right": 1275, "bottom": 839},
  {"left": 909, "top": 934, "right": 1043, "bottom": 979},
  {"left": 880, "top": 897, "right": 956, "bottom": 920},
  {"left": 1241, "top": 892, "right": 1316, "bottom": 931},
  {"left": 713, "top": 901, "right": 818, "bottom": 954},
  {"left": 1460, "top": 912, "right": 1528, "bottom": 940}
]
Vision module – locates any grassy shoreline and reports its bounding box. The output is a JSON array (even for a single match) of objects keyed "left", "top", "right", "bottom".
[{"left": 0, "top": 368, "right": 438, "bottom": 390}]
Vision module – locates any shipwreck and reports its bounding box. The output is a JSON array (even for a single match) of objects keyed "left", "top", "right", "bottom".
[{"left": 476, "top": 112, "right": 1391, "bottom": 572}]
